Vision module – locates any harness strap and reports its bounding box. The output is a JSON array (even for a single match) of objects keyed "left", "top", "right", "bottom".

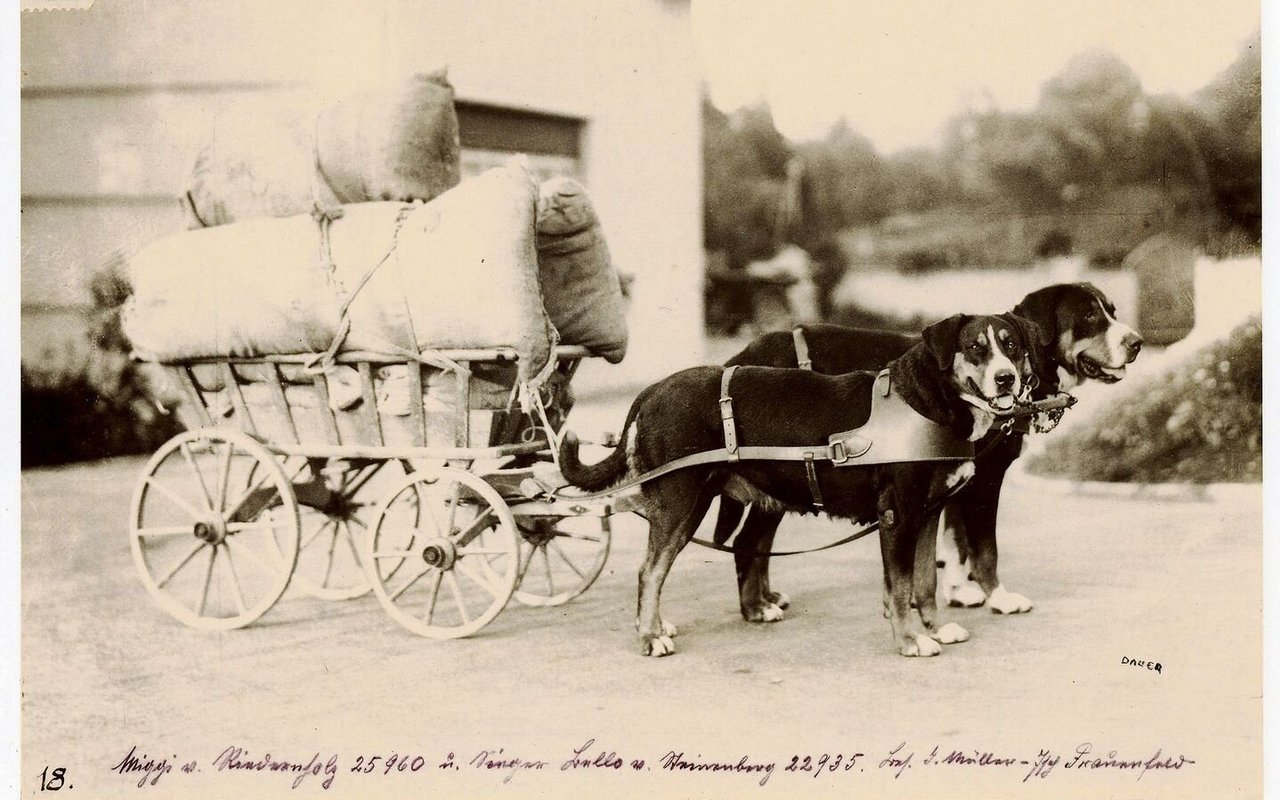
[
  {"left": 803, "top": 453, "right": 825, "bottom": 510},
  {"left": 720, "top": 365, "right": 740, "bottom": 461},
  {"left": 551, "top": 393, "right": 1075, "bottom": 505},
  {"left": 690, "top": 466, "right": 975, "bottom": 558},
  {"left": 792, "top": 327, "right": 813, "bottom": 370}
]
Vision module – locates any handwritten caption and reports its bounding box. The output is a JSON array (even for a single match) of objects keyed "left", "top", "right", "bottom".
[{"left": 103, "top": 739, "right": 1195, "bottom": 791}]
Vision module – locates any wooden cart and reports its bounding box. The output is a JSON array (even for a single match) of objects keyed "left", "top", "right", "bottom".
[{"left": 128, "top": 345, "right": 614, "bottom": 639}]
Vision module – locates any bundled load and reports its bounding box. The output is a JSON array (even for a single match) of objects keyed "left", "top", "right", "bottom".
[
  {"left": 534, "top": 178, "right": 629, "bottom": 363},
  {"left": 125, "top": 159, "right": 557, "bottom": 384},
  {"left": 183, "top": 68, "right": 461, "bottom": 227}
]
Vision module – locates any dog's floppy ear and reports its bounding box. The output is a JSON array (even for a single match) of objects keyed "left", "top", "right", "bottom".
[
  {"left": 999, "top": 312, "right": 1047, "bottom": 350},
  {"left": 1012, "top": 284, "right": 1064, "bottom": 343},
  {"left": 922, "top": 314, "right": 971, "bottom": 371}
]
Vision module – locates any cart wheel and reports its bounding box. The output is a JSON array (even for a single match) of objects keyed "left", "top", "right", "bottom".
[
  {"left": 129, "top": 429, "right": 300, "bottom": 630},
  {"left": 365, "top": 466, "right": 520, "bottom": 639},
  {"left": 267, "top": 458, "right": 406, "bottom": 601},
  {"left": 513, "top": 515, "right": 611, "bottom": 607}
]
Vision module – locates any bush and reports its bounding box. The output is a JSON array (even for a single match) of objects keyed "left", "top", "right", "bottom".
[
  {"left": 22, "top": 293, "right": 183, "bottom": 468},
  {"left": 1025, "top": 316, "right": 1262, "bottom": 483},
  {"left": 22, "top": 366, "right": 183, "bottom": 468}
]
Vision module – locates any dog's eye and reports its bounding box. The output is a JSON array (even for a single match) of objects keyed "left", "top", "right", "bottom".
[{"left": 1005, "top": 340, "right": 1021, "bottom": 355}]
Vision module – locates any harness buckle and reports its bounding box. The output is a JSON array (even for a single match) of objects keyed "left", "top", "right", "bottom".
[{"left": 830, "top": 440, "right": 848, "bottom": 464}]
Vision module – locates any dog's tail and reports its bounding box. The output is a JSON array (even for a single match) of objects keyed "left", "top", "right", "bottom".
[
  {"left": 712, "top": 497, "right": 747, "bottom": 545},
  {"left": 557, "top": 400, "right": 641, "bottom": 492}
]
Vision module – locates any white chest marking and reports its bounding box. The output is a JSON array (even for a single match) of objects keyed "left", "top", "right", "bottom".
[
  {"left": 1056, "top": 365, "right": 1080, "bottom": 391},
  {"left": 945, "top": 461, "right": 976, "bottom": 489},
  {"left": 968, "top": 407, "right": 995, "bottom": 441}
]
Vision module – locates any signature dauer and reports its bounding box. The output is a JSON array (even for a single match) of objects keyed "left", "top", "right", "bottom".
[{"left": 1121, "top": 656, "right": 1163, "bottom": 673}]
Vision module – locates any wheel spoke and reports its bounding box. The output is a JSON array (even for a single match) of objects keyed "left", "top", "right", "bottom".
[
  {"left": 455, "top": 558, "right": 499, "bottom": 599},
  {"left": 423, "top": 569, "right": 443, "bottom": 625},
  {"left": 225, "top": 458, "right": 305, "bottom": 520},
  {"left": 549, "top": 539, "right": 588, "bottom": 580},
  {"left": 374, "top": 549, "right": 417, "bottom": 559},
  {"left": 516, "top": 543, "right": 535, "bottom": 583},
  {"left": 418, "top": 486, "right": 446, "bottom": 538},
  {"left": 390, "top": 567, "right": 429, "bottom": 601},
  {"left": 321, "top": 523, "right": 340, "bottom": 588},
  {"left": 301, "top": 517, "right": 336, "bottom": 550},
  {"left": 444, "top": 483, "right": 461, "bottom": 537},
  {"left": 178, "top": 442, "right": 215, "bottom": 514},
  {"left": 135, "top": 524, "right": 197, "bottom": 538},
  {"left": 539, "top": 546, "right": 555, "bottom": 596},
  {"left": 196, "top": 545, "right": 218, "bottom": 616},
  {"left": 144, "top": 477, "right": 207, "bottom": 523},
  {"left": 444, "top": 571, "right": 471, "bottom": 625},
  {"left": 451, "top": 509, "right": 495, "bottom": 548},
  {"left": 468, "top": 534, "right": 507, "bottom": 590},
  {"left": 225, "top": 536, "right": 269, "bottom": 574},
  {"left": 227, "top": 520, "right": 292, "bottom": 534},
  {"left": 340, "top": 521, "right": 364, "bottom": 568},
  {"left": 215, "top": 441, "right": 234, "bottom": 512},
  {"left": 155, "top": 541, "right": 207, "bottom": 588},
  {"left": 342, "top": 462, "right": 384, "bottom": 497},
  {"left": 224, "top": 470, "right": 276, "bottom": 520},
  {"left": 221, "top": 544, "right": 248, "bottom": 614}
]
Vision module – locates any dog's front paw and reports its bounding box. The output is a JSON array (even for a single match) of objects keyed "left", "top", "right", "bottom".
[
  {"left": 948, "top": 582, "right": 988, "bottom": 608},
  {"left": 766, "top": 590, "right": 791, "bottom": 610},
  {"left": 988, "top": 585, "right": 1033, "bottom": 614},
  {"left": 900, "top": 634, "right": 943, "bottom": 657},
  {"left": 641, "top": 634, "right": 676, "bottom": 657},
  {"left": 742, "top": 601, "right": 785, "bottom": 623},
  {"left": 932, "top": 622, "right": 970, "bottom": 644}
]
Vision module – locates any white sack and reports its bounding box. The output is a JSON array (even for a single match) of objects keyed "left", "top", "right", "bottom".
[{"left": 125, "top": 161, "right": 556, "bottom": 384}]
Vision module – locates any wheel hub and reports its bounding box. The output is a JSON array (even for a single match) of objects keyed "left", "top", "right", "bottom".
[
  {"left": 420, "top": 539, "right": 457, "bottom": 570},
  {"left": 193, "top": 517, "right": 227, "bottom": 545}
]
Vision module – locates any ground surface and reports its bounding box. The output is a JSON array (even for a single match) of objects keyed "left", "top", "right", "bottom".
[{"left": 20, "top": 391, "right": 1263, "bottom": 799}]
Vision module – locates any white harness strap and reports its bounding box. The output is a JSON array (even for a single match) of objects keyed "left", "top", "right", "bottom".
[
  {"left": 792, "top": 327, "right": 813, "bottom": 370},
  {"left": 720, "top": 365, "right": 741, "bottom": 461}
]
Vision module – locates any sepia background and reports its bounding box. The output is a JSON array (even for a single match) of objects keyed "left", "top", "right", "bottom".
[{"left": 16, "top": 2, "right": 1266, "bottom": 798}]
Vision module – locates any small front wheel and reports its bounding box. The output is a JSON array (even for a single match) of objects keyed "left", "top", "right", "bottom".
[
  {"left": 365, "top": 467, "right": 520, "bottom": 639},
  {"left": 129, "top": 429, "right": 300, "bottom": 630}
]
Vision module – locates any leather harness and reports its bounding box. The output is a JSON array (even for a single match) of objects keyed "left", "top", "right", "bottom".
[
  {"left": 792, "top": 327, "right": 813, "bottom": 370},
  {"left": 719, "top": 364, "right": 973, "bottom": 510}
]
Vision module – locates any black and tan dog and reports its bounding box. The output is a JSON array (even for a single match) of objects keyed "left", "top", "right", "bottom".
[
  {"left": 559, "top": 313, "right": 1039, "bottom": 657},
  {"left": 715, "top": 283, "right": 1142, "bottom": 624}
]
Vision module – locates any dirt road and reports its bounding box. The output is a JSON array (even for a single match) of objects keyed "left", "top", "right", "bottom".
[{"left": 19, "top": 405, "right": 1262, "bottom": 799}]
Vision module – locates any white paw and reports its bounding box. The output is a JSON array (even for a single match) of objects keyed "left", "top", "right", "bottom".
[
  {"left": 949, "top": 582, "right": 988, "bottom": 608},
  {"left": 988, "top": 585, "right": 1033, "bottom": 614},
  {"left": 758, "top": 603, "right": 784, "bottom": 622},
  {"left": 901, "top": 634, "right": 943, "bottom": 657},
  {"left": 643, "top": 635, "right": 675, "bottom": 657},
  {"left": 933, "top": 622, "right": 970, "bottom": 644},
  {"left": 770, "top": 591, "right": 791, "bottom": 610}
]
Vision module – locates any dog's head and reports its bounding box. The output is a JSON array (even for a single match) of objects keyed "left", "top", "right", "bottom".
[
  {"left": 1014, "top": 283, "right": 1143, "bottom": 388},
  {"left": 923, "top": 313, "right": 1039, "bottom": 414}
]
